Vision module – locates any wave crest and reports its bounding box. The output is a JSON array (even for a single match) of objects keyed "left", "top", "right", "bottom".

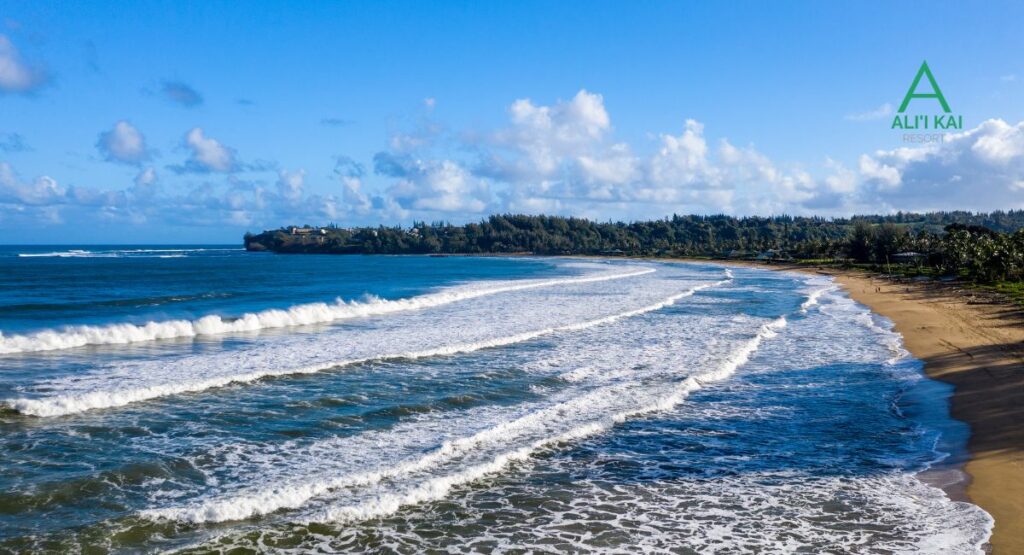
[{"left": 0, "top": 268, "right": 655, "bottom": 355}]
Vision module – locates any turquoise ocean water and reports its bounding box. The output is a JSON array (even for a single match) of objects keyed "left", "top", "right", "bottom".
[{"left": 0, "top": 247, "right": 992, "bottom": 552}]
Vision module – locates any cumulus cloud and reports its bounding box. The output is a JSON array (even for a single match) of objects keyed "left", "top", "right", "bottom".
[
  {"left": 386, "top": 159, "right": 490, "bottom": 213},
  {"left": 577, "top": 143, "right": 641, "bottom": 186},
  {"left": 161, "top": 80, "right": 203, "bottom": 107},
  {"left": 0, "top": 35, "right": 48, "bottom": 94},
  {"left": 276, "top": 169, "right": 305, "bottom": 202},
  {"left": 96, "top": 121, "right": 150, "bottom": 164},
  {"left": 0, "top": 159, "right": 362, "bottom": 232},
  {"left": 380, "top": 91, "right": 1024, "bottom": 218},
  {"left": 6, "top": 89, "right": 1024, "bottom": 239},
  {"left": 0, "top": 162, "right": 65, "bottom": 204},
  {"left": 341, "top": 174, "right": 372, "bottom": 212},
  {"left": 366, "top": 91, "right": 787, "bottom": 219},
  {"left": 856, "top": 119, "right": 1024, "bottom": 212},
  {"left": 481, "top": 89, "right": 612, "bottom": 181},
  {"left": 647, "top": 120, "right": 718, "bottom": 189},
  {"left": 178, "top": 127, "right": 235, "bottom": 173}
]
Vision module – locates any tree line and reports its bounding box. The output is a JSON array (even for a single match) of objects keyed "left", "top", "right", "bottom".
[{"left": 244, "top": 211, "right": 1024, "bottom": 283}]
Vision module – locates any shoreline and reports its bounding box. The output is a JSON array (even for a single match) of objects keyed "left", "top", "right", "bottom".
[{"left": 691, "top": 259, "right": 1023, "bottom": 554}]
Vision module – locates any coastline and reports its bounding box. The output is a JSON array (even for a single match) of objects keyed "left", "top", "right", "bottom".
[{"left": 693, "top": 259, "right": 1023, "bottom": 554}]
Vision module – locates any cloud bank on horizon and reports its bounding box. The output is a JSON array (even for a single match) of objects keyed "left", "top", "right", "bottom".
[
  {"left": 1, "top": 1, "right": 1023, "bottom": 244},
  {"left": 3, "top": 86, "right": 1023, "bottom": 237}
]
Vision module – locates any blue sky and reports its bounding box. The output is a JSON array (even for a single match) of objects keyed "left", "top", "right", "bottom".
[{"left": 2, "top": 1, "right": 1023, "bottom": 243}]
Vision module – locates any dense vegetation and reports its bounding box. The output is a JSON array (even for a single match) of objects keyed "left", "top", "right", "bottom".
[{"left": 245, "top": 210, "right": 1024, "bottom": 285}]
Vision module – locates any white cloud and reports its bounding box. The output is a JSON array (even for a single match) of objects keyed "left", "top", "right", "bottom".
[
  {"left": 341, "top": 175, "right": 372, "bottom": 212},
  {"left": 857, "top": 155, "right": 901, "bottom": 188},
  {"left": 0, "top": 35, "right": 47, "bottom": 94},
  {"left": 388, "top": 159, "right": 490, "bottom": 213},
  {"left": 855, "top": 119, "right": 1024, "bottom": 212},
  {"left": 648, "top": 120, "right": 717, "bottom": 188},
  {"left": 0, "top": 162, "right": 66, "bottom": 204},
  {"left": 97, "top": 121, "right": 149, "bottom": 164},
  {"left": 276, "top": 169, "right": 305, "bottom": 202},
  {"left": 845, "top": 103, "right": 894, "bottom": 122},
  {"left": 7, "top": 89, "right": 1024, "bottom": 238},
  {"left": 0, "top": 160, "right": 354, "bottom": 233},
  {"left": 182, "top": 127, "right": 235, "bottom": 172},
  {"left": 970, "top": 119, "right": 1024, "bottom": 163},
  {"left": 381, "top": 92, "right": 853, "bottom": 218},
  {"left": 475, "top": 95, "right": 1024, "bottom": 217},
  {"left": 509, "top": 89, "right": 610, "bottom": 144},
  {"left": 134, "top": 167, "right": 157, "bottom": 187},
  {"left": 483, "top": 89, "right": 612, "bottom": 181},
  {"left": 576, "top": 143, "right": 640, "bottom": 186}
]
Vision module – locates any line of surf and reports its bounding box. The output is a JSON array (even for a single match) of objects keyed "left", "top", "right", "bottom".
[
  {"left": 15, "top": 248, "right": 242, "bottom": 258},
  {"left": 0, "top": 267, "right": 656, "bottom": 355},
  {"left": 142, "top": 296, "right": 784, "bottom": 525},
  {"left": 5, "top": 273, "right": 724, "bottom": 418}
]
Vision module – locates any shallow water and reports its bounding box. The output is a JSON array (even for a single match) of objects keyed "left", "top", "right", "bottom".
[{"left": 0, "top": 248, "right": 992, "bottom": 553}]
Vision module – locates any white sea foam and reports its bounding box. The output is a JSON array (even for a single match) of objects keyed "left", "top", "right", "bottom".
[
  {"left": 149, "top": 271, "right": 992, "bottom": 553},
  {"left": 4, "top": 272, "right": 725, "bottom": 417},
  {"left": 1, "top": 261, "right": 994, "bottom": 553},
  {"left": 142, "top": 308, "right": 780, "bottom": 524},
  {"left": 0, "top": 267, "right": 654, "bottom": 355},
  {"left": 17, "top": 249, "right": 110, "bottom": 258},
  {"left": 799, "top": 282, "right": 836, "bottom": 313},
  {"left": 16, "top": 248, "right": 241, "bottom": 258}
]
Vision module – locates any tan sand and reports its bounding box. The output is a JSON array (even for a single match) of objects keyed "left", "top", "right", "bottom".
[{"left": 700, "top": 260, "right": 1024, "bottom": 554}]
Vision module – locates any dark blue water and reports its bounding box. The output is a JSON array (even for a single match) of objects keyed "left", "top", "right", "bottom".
[
  {"left": 0, "top": 249, "right": 992, "bottom": 553},
  {"left": 0, "top": 246, "right": 560, "bottom": 333}
]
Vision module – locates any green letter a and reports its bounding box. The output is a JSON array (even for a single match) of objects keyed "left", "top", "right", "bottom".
[{"left": 898, "top": 61, "right": 951, "bottom": 113}]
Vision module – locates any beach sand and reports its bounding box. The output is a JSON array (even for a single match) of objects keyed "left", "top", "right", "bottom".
[{"left": 706, "top": 261, "right": 1023, "bottom": 554}]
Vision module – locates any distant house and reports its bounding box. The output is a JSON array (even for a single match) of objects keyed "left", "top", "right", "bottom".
[
  {"left": 290, "top": 227, "right": 327, "bottom": 236},
  {"left": 756, "top": 249, "right": 792, "bottom": 261},
  {"left": 893, "top": 251, "right": 925, "bottom": 263}
]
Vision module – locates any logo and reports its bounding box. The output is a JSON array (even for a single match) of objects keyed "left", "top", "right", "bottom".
[{"left": 891, "top": 61, "right": 962, "bottom": 134}]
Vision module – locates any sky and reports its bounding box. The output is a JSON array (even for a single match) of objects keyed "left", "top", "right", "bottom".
[{"left": 1, "top": 1, "right": 1023, "bottom": 244}]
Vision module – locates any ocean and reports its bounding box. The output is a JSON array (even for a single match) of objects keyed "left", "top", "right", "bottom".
[{"left": 0, "top": 246, "right": 993, "bottom": 553}]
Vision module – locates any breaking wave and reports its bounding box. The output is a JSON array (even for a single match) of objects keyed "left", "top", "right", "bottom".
[
  {"left": 0, "top": 267, "right": 655, "bottom": 355},
  {"left": 4, "top": 273, "right": 725, "bottom": 417},
  {"left": 142, "top": 312, "right": 783, "bottom": 524},
  {"left": 16, "top": 248, "right": 242, "bottom": 258}
]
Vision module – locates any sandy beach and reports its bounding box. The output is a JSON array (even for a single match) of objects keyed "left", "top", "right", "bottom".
[{"left": 707, "top": 261, "right": 1024, "bottom": 553}]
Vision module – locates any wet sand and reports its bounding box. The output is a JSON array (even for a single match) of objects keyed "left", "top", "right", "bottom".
[{"left": 703, "top": 260, "right": 1024, "bottom": 554}]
